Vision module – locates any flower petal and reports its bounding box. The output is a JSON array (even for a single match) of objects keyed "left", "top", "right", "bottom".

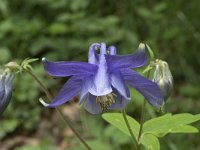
[
  {"left": 82, "top": 93, "right": 102, "bottom": 114},
  {"left": 105, "top": 49, "right": 147, "bottom": 71},
  {"left": 108, "top": 46, "right": 116, "bottom": 55},
  {"left": 121, "top": 69, "right": 164, "bottom": 106},
  {"left": 5, "top": 73, "right": 14, "bottom": 99},
  {"left": 108, "top": 88, "right": 129, "bottom": 110},
  {"left": 41, "top": 75, "right": 85, "bottom": 107},
  {"left": 88, "top": 43, "right": 100, "bottom": 64},
  {"left": 89, "top": 64, "right": 112, "bottom": 96},
  {"left": 99, "top": 43, "right": 107, "bottom": 55},
  {"left": 43, "top": 58, "right": 98, "bottom": 77},
  {"left": 0, "top": 75, "right": 5, "bottom": 100},
  {"left": 89, "top": 43, "right": 112, "bottom": 96},
  {"left": 0, "top": 73, "right": 14, "bottom": 115},
  {"left": 110, "top": 70, "right": 130, "bottom": 99},
  {"left": 79, "top": 75, "right": 93, "bottom": 104}
]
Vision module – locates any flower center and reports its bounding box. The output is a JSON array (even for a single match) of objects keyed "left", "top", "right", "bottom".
[{"left": 96, "top": 93, "right": 116, "bottom": 111}]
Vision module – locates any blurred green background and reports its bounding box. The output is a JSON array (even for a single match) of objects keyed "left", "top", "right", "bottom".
[{"left": 0, "top": 0, "right": 200, "bottom": 149}]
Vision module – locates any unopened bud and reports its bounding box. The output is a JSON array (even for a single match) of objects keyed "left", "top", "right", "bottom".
[
  {"left": 5, "top": 61, "right": 19, "bottom": 70},
  {"left": 153, "top": 59, "right": 173, "bottom": 101}
]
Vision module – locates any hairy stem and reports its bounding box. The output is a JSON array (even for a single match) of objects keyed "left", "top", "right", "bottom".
[
  {"left": 122, "top": 109, "right": 138, "bottom": 150},
  {"left": 24, "top": 69, "right": 92, "bottom": 150}
]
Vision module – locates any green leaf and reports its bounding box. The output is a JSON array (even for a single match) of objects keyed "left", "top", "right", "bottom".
[
  {"left": 143, "top": 113, "right": 172, "bottom": 134},
  {"left": 143, "top": 113, "right": 200, "bottom": 137},
  {"left": 102, "top": 113, "right": 161, "bottom": 149},
  {"left": 170, "top": 125, "right": 198, "bottom": 133},
  {"left": 102, "top": 113, "right": 140, "bottom": 138},
  {"left": 141, "top": 134, "right": 160, "bottom": 150}
]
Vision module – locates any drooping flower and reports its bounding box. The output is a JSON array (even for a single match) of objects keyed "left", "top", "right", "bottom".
[
  {"left": 152, "top": 59, "right": 173, "bottom": 100},
  {"left": 40, "top": 43, "right": 164, "bottom": 114},
  {"left": 0, "top": 70, "right": 15, "bottom": 115}
]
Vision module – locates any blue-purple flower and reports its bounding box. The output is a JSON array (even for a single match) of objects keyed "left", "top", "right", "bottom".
[
  {"left": 40, "top": 43, "right": 164, "bottom": 114},
  {"left": 0, "top": 70, "right": 14, "bottom": 115}
]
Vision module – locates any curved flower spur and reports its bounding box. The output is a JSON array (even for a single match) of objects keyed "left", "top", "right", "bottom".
[{"left": 40, "top": 43, "right": 164, "bottom": 114}]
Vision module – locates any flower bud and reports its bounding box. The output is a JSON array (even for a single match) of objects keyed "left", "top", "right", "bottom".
[
  {"left": 5, "top": 61, "right": 19, "bottom": 71},
  {"left": 0, "top": 70, "right": 14, "bottom": 115},
  {"left": 153, "top": 59, "right": 173, "bottom": 101}
]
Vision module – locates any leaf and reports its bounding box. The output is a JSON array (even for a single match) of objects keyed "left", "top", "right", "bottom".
[
  {"left": 170, "top": 125, "right": 198, "bottom": 133},
  {"left": 141, "top": 134, "right": 160, "bottom": 150},
  {"left": 102, "top": 113, "right": 140, "bottom": 138},
  {"left": 102, "top": 113, "right": 160, "bottom": 149},
  {"left": 143, "top": 113, "right": 172, "bottom": 134},
  {"left": 143, "top": 113, "right": 200, "bottom": 137}
]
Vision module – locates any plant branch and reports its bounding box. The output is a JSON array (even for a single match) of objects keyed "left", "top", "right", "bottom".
[
  {"left": 137, "top": 100, "right": 146, "bottom": 142},
  {"left": 122, "top": 109, "right": 138, "bottom": 150}
]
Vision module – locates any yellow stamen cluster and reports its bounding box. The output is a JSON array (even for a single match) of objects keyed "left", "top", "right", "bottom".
[{"left": 96, "top": 93, "right": 116, "bottom": 111}]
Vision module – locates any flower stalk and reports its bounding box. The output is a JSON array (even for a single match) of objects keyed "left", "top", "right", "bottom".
[
  {"left": 24, "top": 69, "right": 92, "bottom": 150},
  {"left": 137, "top": 100, "right": 147, "bottom": 144},
  {"left": 122, "top": 109, "right": 138, "bottom": 150}
]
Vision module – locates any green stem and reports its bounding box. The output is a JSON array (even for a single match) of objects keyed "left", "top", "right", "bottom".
[
  {"left": 24, "top": 69, "right": 92, "bottom": 150},
  {"left": 122, "top": 109, "right": 138, "bottom": 150},
  {"left": 137, "top": 100, "right": 146, "bottom": 143}
]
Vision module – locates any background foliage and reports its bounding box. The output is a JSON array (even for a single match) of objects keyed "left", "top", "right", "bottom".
[{"left": 0, "top": 0, "right": 200, "bottom": 149}]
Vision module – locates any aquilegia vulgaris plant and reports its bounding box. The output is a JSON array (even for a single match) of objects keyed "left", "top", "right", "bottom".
[
  {"left": 40, "top": 43, "right": 164, "bottom": 114},
  {"left": 1, "top": 43, "right": 200, "bottom": 150}
]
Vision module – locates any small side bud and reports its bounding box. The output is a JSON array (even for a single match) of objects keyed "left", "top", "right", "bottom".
[
  {"left": 153, "top": 59, "right": 173, "bottom": 101},
  {"left": 5, "top": 61, "right": 19, "bottom": 70}
]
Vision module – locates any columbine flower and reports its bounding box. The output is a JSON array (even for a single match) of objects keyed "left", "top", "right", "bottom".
[
  {"left": 0, "top": 70, "right": 14, "bottom": 115},
  {"left": 153, "top": 59, "right": 173, "bottom": 100},
  {"left": 40, "top": 43, "right": 164, "bottom": 114}
]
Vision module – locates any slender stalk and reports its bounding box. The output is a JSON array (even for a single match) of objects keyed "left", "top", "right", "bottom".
[
  {"left": 137, "top": 100, "right": 146, "bottom": 142},
  {"left": 24, "top": 69, "right": 92, "bottom": 150},
  {"left": 122, "top": 109, "right": 138, "bottom": 150}
]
